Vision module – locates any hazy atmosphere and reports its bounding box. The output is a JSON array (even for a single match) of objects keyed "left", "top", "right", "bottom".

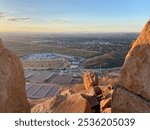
[
  {"left": 0, "top": 0, "right": 150, "bottom": 32},
  {"left": 0, "top": 0, "right": 150, "bottom": 114}
]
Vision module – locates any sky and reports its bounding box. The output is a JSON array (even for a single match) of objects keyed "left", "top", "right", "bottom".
[{"left": 0, "top": 0, "right": 150, "bottom": 33}]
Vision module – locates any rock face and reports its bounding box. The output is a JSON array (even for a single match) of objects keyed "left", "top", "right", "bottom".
[
  {"left": 83, "top": 71, "right": 99, "bottom": 90},
  {"left": 0, "top": 39, "right": 30, "bottom": 112},
  {"left": 119, "top": 19, "right": 150, "bottom": 100},
  {"left": 112, "top": 19, "right": 150, "bottom": 112},
  {"left": 53, "top": 94, "right": 91, "bottom": 113},
  {"left": 112, "top": 86, "right": 150, "bottom": 112}
]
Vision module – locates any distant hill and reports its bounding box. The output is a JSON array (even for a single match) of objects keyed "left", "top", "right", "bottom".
[{"left": 84, "top": 49, "right": 128, "bottom": 69}]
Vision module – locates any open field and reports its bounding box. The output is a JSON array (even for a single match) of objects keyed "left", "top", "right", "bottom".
[
  {"left": 3, "top": 40, "right": 99, "bottom": 58},
  {"left": 1, "top": 33, "right": 138, "bottom": 68}
]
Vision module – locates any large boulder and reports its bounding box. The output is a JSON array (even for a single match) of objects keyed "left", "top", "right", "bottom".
[
  {"left": 83, "top": 71, "right": 99, "bottom": 90},
  {"left": 31, "top": 93, "right": 91, "bottom": 113},
  {"left": 119, "top": 19, "right": 150, "bottom": 100},
  {"left": 112, "top": 19, "right": 150, "bottom": 112},
  {"left": 53, "top": 94, "right": 91, "bottom": 113},
  {"left": 31, "top": 95, "right": 67, "bottom": 113},
  {"left": 70, "top": 84, "right": 85, "bottom": 93},
  {"left": 112, "top": 86, "right": 150, "bottom": 113},
  {"left": 0, "top": 39, "right": 30, "bottom": 112}
]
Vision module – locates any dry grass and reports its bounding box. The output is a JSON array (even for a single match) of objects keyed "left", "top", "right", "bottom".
[
  {"left": 4, "top": 40, "right": 99, "bottom": 58},
  {"left": 99, "top": 76, "right": 119, "bottom": 86},
  {"left": 22, "top": 58, "right": 69, "bottom": 69}
]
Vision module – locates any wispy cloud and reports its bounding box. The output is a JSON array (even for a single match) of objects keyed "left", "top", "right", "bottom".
[
  {"left": 0, "top": 11, "right": 30, "bottom": 22},
  {"left": 48, "top": 17, "right": 71, "bottom": 24},
  {"left": 7, "top": 17, "right": 30, "bottom": 22},
  {"left": 0, "top": 11, "right": 9, "bottom": 19}
]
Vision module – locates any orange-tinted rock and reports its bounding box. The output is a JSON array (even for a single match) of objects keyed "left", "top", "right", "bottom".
[
  {"left": 28, "top": 98, "right": 48, "bottom": 109},
  {"left": 103, "top": 108, "right": 111, "bottom": 113},
  {"left": 112, "top": 20, "right": 150, "bottom": 112},
  {"left": 100, "top": 98, "right": 111, "bottom": 112},
  {"left": 53, "top": 94, "right": 91, "bottom": 113},
  {"left": 31, "top": 95, "right": 67, "bottom": 113},
  {"left": 100, "top": 86, "right": 113, "bottom": 99},
  {"left": 0, "top": 39, "right": 30, "bottom": 112},
  {"left": 112, "top": 86, "right": 150, "bottom": 113},
  {"left": 83, "top": 71, "right": 99, "bottom": 90},
  {"left": 119, "top": 19, "right": 150, "bottom": 100},
  {"left": 70, "top": 84, "right": 85, "bottom": 93},
  {"left": 59, "top": 88, "right": 75, "bottom": 98},
  {"left": 80, "top": 88, "right": 99, "bottom": 107}
]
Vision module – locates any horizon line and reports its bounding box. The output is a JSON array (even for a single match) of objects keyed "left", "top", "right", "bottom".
[{"left": 0, "top": 31, "right": 140, "bottom": 34}]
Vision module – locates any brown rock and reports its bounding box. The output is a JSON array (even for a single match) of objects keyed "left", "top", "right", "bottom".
[
  {"left": 101, "top": 86, "right": 113, "bottom": 99},
  {"left": 119, "top": 19, "right": 150, "bottom": 100},
  {"left": 59, "top": 88, "right": 75, "bottom": 98},
  {"left": 0, "top": 39, "right": 30, "bottom": 112},
  {"left": 31, "top": 95, "right": 67, "bottom": 113},
  {"left": 80, "top": 88, "right": 99, "bottom": 107},
  {"left": 28, "top": 98, "right": 48, "bottom": 109},
  {"left": 53, "top": 94, "right": 91, "bottom": 113},
  {"left": 112, "top": 86, "right": 150, "bottom": 113},
  {"left": 70, "top": 84, "right": 85, "bottom": 93},
  {"left": 93, "top": 86, "right": 102, "bottom": 95},
  {"left": 103, "top": 108, "right": 111, "bottom": 113},
  {"left": 83, "top": 71, "right": 99, "bottom": 90},
  {"left": 100, "top": 98, "right": 111, "bottom": 112}
]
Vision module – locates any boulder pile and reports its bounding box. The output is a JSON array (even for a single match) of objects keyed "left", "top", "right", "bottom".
[{"left": 31, "top": 71, "right": 114, "bottom": 113}]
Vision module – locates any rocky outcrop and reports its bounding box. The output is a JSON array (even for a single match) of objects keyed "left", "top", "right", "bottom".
[
  {"left": 100, "top": 86, "right": 113, "bottom": 113},
  {"left": 30, "top": 71, "right": 115, "bottom": 113},
  {"left": 112, "top": 86, "right": 150, "bottom": 112},
  {"left": 83, "top": 71, "right": 99, "bottom": 90},
  {"left": 80, "top": 88, "right": 99, "bottom": 108},
  {"left": 53, "top": 94, "right": 91, "bottom": 113},
  {"left": 70, "top": 84, "right": 85, "bottom": 93},
  {"left": 112, "top": 19, "right": 150, "bottom": 112},
  {"left": 119, "top": 19, "right": 150, "bottom": 100},
  {"left": 31, "top": 85, "right": 103, "bottom": 113},
  {"left": 0, "top": 39, "right": 30, "bottom": 113},
  {"left": 31, "top": 95, "right": 67, "bottom": 113}
]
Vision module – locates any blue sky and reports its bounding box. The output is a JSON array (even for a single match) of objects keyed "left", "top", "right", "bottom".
[{"left": 0, "top": 0, "right": 149, "bottom": 32}]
